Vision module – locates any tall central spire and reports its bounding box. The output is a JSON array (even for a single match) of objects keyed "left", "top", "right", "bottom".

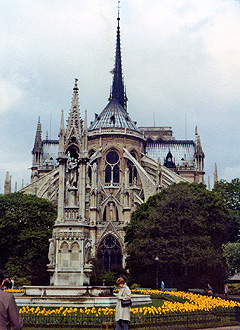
[{"left": 109, "top": 7, "right": 128, "bottom": 111}]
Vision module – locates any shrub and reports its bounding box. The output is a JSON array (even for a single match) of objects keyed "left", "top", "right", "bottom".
[
  {"left": 18, "top": 277, "right": 31, "bottom": 287},
  {"left": 228, "top": 283, "right": 240, "bottom": 295},
  {"left": 131, "top": 283, "right": 141, "bottom": 289}
]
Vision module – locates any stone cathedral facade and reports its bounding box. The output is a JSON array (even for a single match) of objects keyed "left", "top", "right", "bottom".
[{"left": 15, "top": 15, "right": 205, "bottom": 286}]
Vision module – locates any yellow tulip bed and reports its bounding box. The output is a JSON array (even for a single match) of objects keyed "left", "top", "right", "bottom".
[
  {"left": 17, "top": 290, "right": 240, "bottom": 328},
  {"left": 4, "top": 289, "right": 24, "bottom": 294},
  {"left": 131, "top": 289, "right": 240, "bottom": 314}
]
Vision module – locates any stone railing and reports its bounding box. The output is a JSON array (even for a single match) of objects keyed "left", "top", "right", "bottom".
[{"left": 64, "top": 208, "right": 79, "bottom": 220}]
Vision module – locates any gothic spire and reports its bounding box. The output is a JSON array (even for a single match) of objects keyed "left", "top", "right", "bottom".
[
  {"left": 33, "top": 116, "right": 42, "bottom": 152},
  {"left": 109, "top": 8, "right": 128, "bottom": 111},
  {"left": 214, "top": 162, "right": 218, "bottom": 186},
  {"left": 65, "top": 78, "right": 82, "bottom": 140},
  {"left": 58, "top": 109, "right": 65, "bottom": 154}
]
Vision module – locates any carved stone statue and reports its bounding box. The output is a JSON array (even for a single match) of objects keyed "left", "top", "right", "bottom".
[
  {"left": 84, "top": 241, "right": 91, "bottom": 264},
  {"left": 92, "top": 162, "right": 97, "bottom": 188},
  {"left": 68, "top": 157, "right": 78, "bottom": 187},
  {"left": 48, "top": 238, "right": 55, "bottom": 266}
]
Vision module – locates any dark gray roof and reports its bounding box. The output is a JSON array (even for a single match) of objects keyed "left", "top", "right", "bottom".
[{"left": 88, "top": 100, "right": 140, "bottom": 132}]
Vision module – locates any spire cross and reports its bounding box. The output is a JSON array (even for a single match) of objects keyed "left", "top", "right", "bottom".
[
  {"left": 118, "top": 1, "right": 120, "bottom": 21},
  {"left": 73, "top": 78, "right": 79, "bottom": 94}
]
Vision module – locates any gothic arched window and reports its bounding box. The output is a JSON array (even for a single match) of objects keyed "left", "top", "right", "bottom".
[
  {"left": 60, "top": 242, "right": 69, "bottom": 268},
  {"left": 102, "top": 207, "right": 106, "bottom": 221},
  {"left": 102, "top": 203, "right": 119, "bottom": 222},
  {"left": 105, "top": 165, "right": 111, "bottom": 183},
  {"left": 97, "top": 235, "right": 122, "bottom": 272},
  {"left": 128, "top": 151, "right": 137, "bottom": 184},
  {"left": 88, "top": 165, "right": 92, "bottom": 183},
  {"left": 88, "top": 160, "right": 97, "bottom": 185},
  {"left": 105, "top": 150, "right": 120, "bottom": 184},
  {"left": 71, "top": 242, "right": 79, "bottom": 268}
]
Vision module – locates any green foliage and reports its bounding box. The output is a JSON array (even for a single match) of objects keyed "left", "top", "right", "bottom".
[
  {"left": 213, "top": 178, "right": 240, "bottom": 242},
  {"left": 223, "top": 242, "right": 240, "bottom": 273},
  {"left": 227, "top": 283, "right": 240, "bottom": 295},
  {"left": 130, "top": 283, "right": 141, "bottom": 289},
  {"left": 125, "top": 182, "right": 229, "bottom": 291},
  {"left": 0, "top": 192, "right": 57, "bottom": 285},
  {"left": 101, "top": 272, "right": 118, "bottom": 286},
  {"left": 150, "top": 293, "right": 189, "bottom": 304},
  {"left": 90, "top": 258, "right": 127, "bottom": 286},
  {"left": 18, "top": 277, "right": 31, "bottom": 287}
]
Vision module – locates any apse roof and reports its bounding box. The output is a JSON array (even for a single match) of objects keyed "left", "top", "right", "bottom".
[{"left": 88, "top": 100, "right": 140, "bottom": 132}]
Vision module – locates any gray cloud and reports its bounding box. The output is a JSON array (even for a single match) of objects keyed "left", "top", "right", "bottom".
[{"left": 1, "top": 0, "right": 240, "bottom": 192}]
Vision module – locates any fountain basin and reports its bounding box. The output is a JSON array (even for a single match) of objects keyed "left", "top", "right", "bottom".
[{"left": 15, "top": 286, "right": 151, "bottom": 307}]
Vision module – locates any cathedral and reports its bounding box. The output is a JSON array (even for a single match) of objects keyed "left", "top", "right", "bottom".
[{"left": 6, "top": 13, "right": 205, "bottom": 286}]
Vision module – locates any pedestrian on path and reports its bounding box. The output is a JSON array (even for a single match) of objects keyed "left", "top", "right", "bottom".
[
  {"left": 161, "top": 280, "right": 165, "bottom": 294},
  {"left": 207, "top": 283, "right": 213, "bottom": 295},
  {"left": 224, "top": 283, "right": 228, "bottom": 296},
  {"left": 115, "top": 277, "right": 131, "bottom": 330},
  {"left": 0, "top": 272, "right": 23, "bottom": 330}
]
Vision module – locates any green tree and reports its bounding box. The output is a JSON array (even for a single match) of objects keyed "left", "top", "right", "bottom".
[
  {"left": 125, "top": 182, "right": 229, "bottom": 291},
  {"left": 0, "top": 192, "right": 57, "bottom": 285},
  {"left": 223, "top": 242, "right": 240, "bottom": 273},
  {"left": 213, "top": 178, "right": 240, "bottom": 242}
]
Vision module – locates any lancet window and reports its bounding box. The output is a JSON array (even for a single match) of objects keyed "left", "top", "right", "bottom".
[
  {"left": 105, "top": 150, "right": 120, "bottom": 183},
  {"left": 102, "top": 202, "right": 119, "bottom": 222},
  {"left": 60, "top": 242, "right": 69, "bottom": 268},
  {"left": 88, "top": 150, "right": 96, "bottom": 184},
  {"left": 71, "top": 242, "right": 79, "bottom": 268},
  {"left": 97, "top": 235, "right": 122, "bottom": 272},
  {"left": 127, "top": 151, "right": 137, "bottom": 184}
]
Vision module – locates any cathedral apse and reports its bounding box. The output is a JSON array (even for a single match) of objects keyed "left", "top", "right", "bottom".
[{"left": 15, "top": 11, "right": 205, "bottom": 286}]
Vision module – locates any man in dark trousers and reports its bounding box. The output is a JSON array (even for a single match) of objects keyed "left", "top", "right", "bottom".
[{"left": 0, "top": 272, "right": 23, "bottom": 330}]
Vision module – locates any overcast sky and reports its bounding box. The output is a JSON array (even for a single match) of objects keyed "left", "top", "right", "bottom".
[{"left": 0, "top": 0, "right": 240, "bottom": 193}]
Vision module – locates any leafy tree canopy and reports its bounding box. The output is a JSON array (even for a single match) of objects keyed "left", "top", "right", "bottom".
[
  {"left": 125, "top": 182, "right": 229, "bottom": 291},
  {"left": 213, "top": 178, "right": 240, "bottom": 242},
  {"left": 0, "top": 192, "right": 57, "bottom": 285},
  {"left": 223, "top": 242, "right": 240, "bottom": 274}
]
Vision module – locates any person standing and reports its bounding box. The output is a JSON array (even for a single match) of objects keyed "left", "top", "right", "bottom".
[
  {"left": 115, "top": 277, "right": 131, "bottom": 330},
  {"left": 207, "top": 283, "right": 213, "bottom": 295},
  {"left": 0, "top": 272, "right": 23, "bottom": 330},
  {"left": 161, "top": 280, "right": 165, "bottom": 294},
  {"left": 224, "top": 283, "right": 228, "bottom": 296}
]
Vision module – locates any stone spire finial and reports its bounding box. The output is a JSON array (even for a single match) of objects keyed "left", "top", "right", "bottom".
[
  {"left": 208, "top": 176, "right": 210, "bottom": 190},
  {"left": 214, "top": 162, "right": 218, "bottom": 186},
  {"left": 33, "top": 116, "right": 42, "bottom": 152},
  {"left": 195, "top": 125, "right": 198, "bottom": 136},
  {"left": 194, "top": 127, "right": 204, "bottom": 156},
  {"left": 82, "top": 109, "right": 88, "bottom": 154},
  {"left": 32, "top": 117, "right": 43, "bottom": 168},
  {"left": 58, "top": 109, "right": 65, "bottom": 154},
  {"left": 4, "top": 172, "right": 11, "bottom": 194},
  {"left": 84, "top": 109, "right": 88, "bottom": 132},
  {"left": 65, "top": 78, "right": 82, "bottom": 141}
]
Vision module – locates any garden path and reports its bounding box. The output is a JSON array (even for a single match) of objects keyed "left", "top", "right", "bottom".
[{"left": 197, "top": 326, "right": 240, "bottom": 330}]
